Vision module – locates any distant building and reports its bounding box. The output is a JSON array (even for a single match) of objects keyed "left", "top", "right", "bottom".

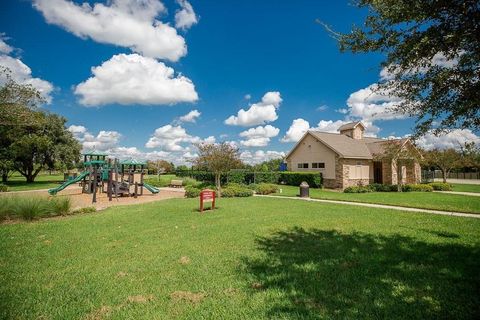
[{"left": 285, "top": 121, "right": 422, "bottom": 189}]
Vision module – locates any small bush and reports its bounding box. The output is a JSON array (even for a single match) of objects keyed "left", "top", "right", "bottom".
[
  {"left": 185, "top": 186, "right": 201, "bottom": 198},
  {"left": 0, "top": 184, "right": 8, "bottom": 192},
  {"left": 181, "top": 177, "right": 200, "bottom": 187},
  {"left": 368, "top": 183, "right": 398, "bottom": 192},
  {"left": 72, "top": 206, "right": 97, "bottom": 215},
  {"left": 0, "top": 196, "right": 14, "bottom": 221},
  {"left": 50, "top": 197, "right": 72, "bottom": 215},
  {"left": 402, "top": 184, "right": 434, "bottom": 192},
  {"left": 255, "top": 183, "right": 279, "bottom": 195},
  {"left": 344, "top": 186, "right": 373, "bottom": 193},
  {"left": 12, "top": 197, "right": 50, "bottom": 220},
  {"left": 227, "top": 171, "right": 247, "bottom": 184},
  {"left": 222, "top": 183, "right": 253, "bottom": 197},
  {"left": 428, "top": 182, "right": 452, "bottom": 191},
  {"left": 279, "top": 172, "right": 323, "bottom": 188}
]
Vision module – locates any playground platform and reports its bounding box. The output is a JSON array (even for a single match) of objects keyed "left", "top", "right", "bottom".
[{"left": 2, "top": 185, "right": 186, "bottom": 211}]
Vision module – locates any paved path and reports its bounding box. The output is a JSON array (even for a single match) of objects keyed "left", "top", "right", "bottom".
[
  {"left": 434, "top": 191, "right": 480, "bottom": 197},
  {"left": 434, "top": 178, "right": 480, "bottom": 185},
  {"left": 254, "top": 194, "right": 480, "bottom": 219}
]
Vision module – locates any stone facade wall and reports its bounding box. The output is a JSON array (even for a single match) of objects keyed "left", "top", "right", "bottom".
[{"left": 326, "top": 156, "right": 421, "bottom": 189}]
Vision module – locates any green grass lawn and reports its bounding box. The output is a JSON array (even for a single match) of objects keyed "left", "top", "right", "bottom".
[
  {"left": 1, "top": 197, "right": 479, "bottom": 319},
  {"left": 274, "top": 185, "right": 480, "bottom": 214},
  {"left": 451, "top": 183, "right": 480, "bottom": 193},
  {"left": 4, "top": 172, "right": 65, "bottom": 192}
]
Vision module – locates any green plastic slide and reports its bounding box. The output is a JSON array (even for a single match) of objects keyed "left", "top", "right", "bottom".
[
  {"left": 48, "top": 171, "right": 90, "bottom": 195},
  {"left": 143, "top": 182, "right": 160, "bottom": 194}
]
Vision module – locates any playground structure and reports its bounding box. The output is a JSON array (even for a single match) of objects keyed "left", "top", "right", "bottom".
[{"left": 48, "top": 151, "right": 159, "bottom": 203}]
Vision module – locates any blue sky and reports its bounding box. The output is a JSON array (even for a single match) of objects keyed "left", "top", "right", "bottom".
[{"left": 1, "top": 0, "right": 476, "bottom": 164}]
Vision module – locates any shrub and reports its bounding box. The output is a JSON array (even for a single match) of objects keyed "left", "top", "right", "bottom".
[
  {"left": 428, "top": 182, "right": 452, "bottom": 191},
  {"left": 254, "top": 172, "right": 280, "bottom": 184},
  {"left": 227, "top": 171, "right": 247, "bottom": 184},
  {"left": 185, "top": 186, "right": 201, "bottom": 198},
  {"left": 402, "top": 184, "right": 434, "bottom": 192},
  {"left": 72, "top": 206, "right": 97, "bottom": 215},
  {"left": 181, "top": 177, "right": 200, "bottom": 187},
  {"left": 50, "top": 197, "right": 72, "bottom": 215},
  {"left": 279, "top": 172, "right": 323, "bottom": 188},
  {"left": 368, "top": 183, "right": 398, "bottom": 192},
  {"left": 12, "top": 197, "right": 50, "bottom": 220},
  {"left": 344, "top": 186, "right": 373, "bottom": 193},
  {"left": 0, "top": 196, "right": 14, "bottom": 221},
  {"left": 0, "top": 184, "right": 8, "bottom": 192},
  {"left": 255, "top": 183, "right": 279, "bottom": 195},
  {"left": 223, "top": 183, "right": 254, "bottom": 197}
]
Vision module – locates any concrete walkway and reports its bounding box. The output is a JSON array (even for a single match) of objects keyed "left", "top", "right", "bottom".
[
  {"left": 254, "top": 194, "right": 480, "bottom": 219},
  {"left": 434, "top": 178, "right": 480, "bottom": 185},
  {"left": 434, "top": 191, "right": 480, "bottom": 197}
]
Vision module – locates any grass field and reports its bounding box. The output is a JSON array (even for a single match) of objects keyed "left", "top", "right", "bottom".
[
  {"left": 4, "top": 173, "right": 64, "bottom": 192},
  {"left": 451, "top": 183, "right": 480, "bottom": 193},
  {"left": 274, "top": 185, "right": 480, "bottom": 214},
  {"left": 1, "top": 197, "right": 479, "bottom": 319}
]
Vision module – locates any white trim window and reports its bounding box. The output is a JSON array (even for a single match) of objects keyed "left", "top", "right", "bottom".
[
  {"left": 312, "top": 162, "right": 325, "bottom": 169},
  {"left": 297, "top": 163, "right": 309, "bottom": 169}
]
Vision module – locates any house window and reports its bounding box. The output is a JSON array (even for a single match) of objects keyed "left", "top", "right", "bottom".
[
  {"left": 297, "top": 163, "right": 309, "bottom": 169},
  {"left": 312, "top": 162, "right": 325, "bottom": 169}
]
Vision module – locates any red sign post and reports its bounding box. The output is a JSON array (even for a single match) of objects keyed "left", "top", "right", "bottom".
[{"left": 199, "top": 189, "right": 216, "bottom": 212}]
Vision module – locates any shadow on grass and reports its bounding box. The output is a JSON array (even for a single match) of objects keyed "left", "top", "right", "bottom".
[{"left": 242, "top": 227, "right": 480, "bottom": 319}]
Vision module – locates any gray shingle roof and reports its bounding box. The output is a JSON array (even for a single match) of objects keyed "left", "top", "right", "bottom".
[
  {"left": 308, "top": 131, "right": 373, "bottom": 159},
  {"left": 304, "top": 131, "right": 406, "bottom": 159},
  {"left": 338, "top": 121, "right": 364, "bottom": 131}
]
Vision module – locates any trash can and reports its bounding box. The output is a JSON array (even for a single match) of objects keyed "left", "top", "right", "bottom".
[{"left": 299, "top": 181, "right": 309, "bottom": 198}]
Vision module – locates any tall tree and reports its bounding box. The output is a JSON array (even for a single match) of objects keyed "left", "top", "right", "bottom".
[
  {"left": 192, "top": 142, "right": 243, "bottom": 196},
  {"left": 0, "top": 67, "right": 81, "bottom": 182},
  {"left": 327, "top": 0, "right": 480, "bottom": 136},
  {"left": 0, "top": 67, "right": 45, "bottom": 182},
  {"left": 10, "top": 112, "right": 81, "bottom": 182},
  {"left": 423, "top": 148, "right": 462, "bottom": 183}
]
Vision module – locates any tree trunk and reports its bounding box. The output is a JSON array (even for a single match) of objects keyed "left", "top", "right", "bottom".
[
  {"left": 215, "top": 173, "right": 221, "bottom": 197},
  {"left": 26, "top": 174, "right": 35, "bottom": 183},
  {"left": 441, "top": 168, "right": 447, "bottom": 183},
  {"left": 2, "top": 172, "right": 8, "bottom": 183}
]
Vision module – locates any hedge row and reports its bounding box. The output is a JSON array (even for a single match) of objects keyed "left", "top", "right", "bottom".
[
  {"left": 176, "top": 170, "right": 323, "bottom": 188},
  {"left": 345, "top": 183, "right": 435, "bottom": 193}
]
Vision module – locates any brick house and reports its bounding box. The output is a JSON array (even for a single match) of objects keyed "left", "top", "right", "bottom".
[{"left": 285, "top": 121, "right": 422, "bottom": 189}]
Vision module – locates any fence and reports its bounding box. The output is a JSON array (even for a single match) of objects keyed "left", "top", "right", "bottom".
[{"left": 433, "top": 170, "right": 480, "bottom": 180}]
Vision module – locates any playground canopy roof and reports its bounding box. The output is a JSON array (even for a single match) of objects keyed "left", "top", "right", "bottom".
[
  {"left": 83, "top": 151, "right": 109, "bottom": 156},
  {"left": 120, "top": 159, "right": 147, "bottom": 166}
]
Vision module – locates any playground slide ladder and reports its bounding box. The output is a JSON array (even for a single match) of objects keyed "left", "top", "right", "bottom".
[
  {"left": 143, "top": 182, "right": 160, "bottom": 194},
  {"left": 48, "top": 171, "right": 90, "bottom": 195}
]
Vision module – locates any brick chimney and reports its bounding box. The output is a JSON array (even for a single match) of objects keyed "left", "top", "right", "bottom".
[{"left": 338, "top": 122, "right": 365, "bottom": 139}]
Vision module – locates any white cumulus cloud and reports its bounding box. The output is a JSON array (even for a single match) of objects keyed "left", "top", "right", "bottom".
[
  {"left": 0, "top": 36, "right": 13, "bottom": 54},
  {"left": 145, "top": 124, "right": 214, "bottom": 152},
  {"left": 74, "top": 53, "right": 198, "bottom": 106},
  {"left": 281, "top": 118, "right": 310, "bottom": 142},
  {"left": 416, "top": 129, "right": 480, "bottom": 150},
  {"left": 33, "top": 0, "right": 187, "bottom": 61},
  {"left": 225, "top": 91, "right": 282, "bottom": 126},
  {"left": 239, "top": 125, "right": 279, "bottom": 147},
  {"left": 346, "top": 84, "right": 405, "bottom": 122},
  {"left": 240, "top": 150, "right": 285, "bottom": 165},
  {"left": 0, "top": 37, "right": 54, "bottom": 103},
  {"left": 175, "top": 0, "right": 198, "bottom": 30},
  {"left": 178, "top": 109, "right": 201, "bottom": 123},
  {"left": 68, "top": 125, "right": 121, "bottom": 151}
]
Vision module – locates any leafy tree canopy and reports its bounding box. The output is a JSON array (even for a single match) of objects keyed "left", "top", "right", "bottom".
[
  {"left": 0, "top": 67, "right": 81, "bottom": 182},
  {"left": 192, "top": 142, "right": 243, "bottom": 195},
  {"left": 330, "top": 0, "right": 480, "bottom": 136}
]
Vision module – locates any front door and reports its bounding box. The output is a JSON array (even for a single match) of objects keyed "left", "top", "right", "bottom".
[{"left": 373, "top": 161, "right": 383, "bottom": 184}]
